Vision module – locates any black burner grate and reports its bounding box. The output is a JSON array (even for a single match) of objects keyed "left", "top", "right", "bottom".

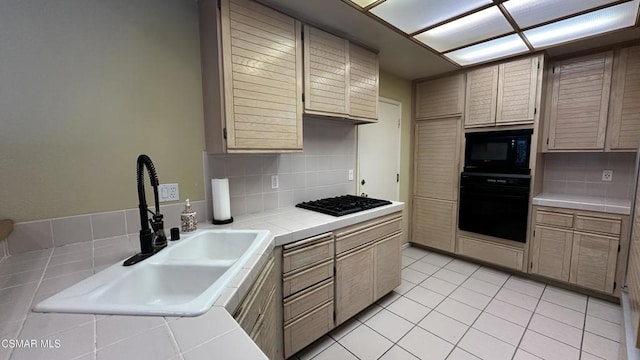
[{"left": 296, "top": 195, "right": 392, "bottom": 216}]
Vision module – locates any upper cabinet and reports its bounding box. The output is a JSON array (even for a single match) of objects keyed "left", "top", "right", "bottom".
[
  {"left": 465, "top": 55, "right": 541, "bottom": 128},
  {"left": 415, "top": 74, "right": 464, "bottom": 120},
  {"left": 544, "top": 51, "right": 613, "bottom": 151},
  {"left": 199, "top": 0, "right": 303, "bottom": 153},
  {"left": 607, "top": 45, "right": 640, "bottom": 151},
  {"left": 348, "top": 44, "right": 379, "bottom": 121},
  {"left": 303, "top": 26, "right": 349, "bottom": 116},
  {"left": 303, "top": 25, "right": 379, "bottom": 122}
]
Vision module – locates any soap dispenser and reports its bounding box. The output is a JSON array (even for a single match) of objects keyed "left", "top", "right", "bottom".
[{"left": 181, "top": 199, "right": 197, "bottom": 232}]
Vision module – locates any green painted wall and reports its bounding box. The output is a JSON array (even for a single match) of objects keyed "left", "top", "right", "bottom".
[
  {"left": 0, "top": 0, "right": 206, "bottom": 222},
  {"left": 379, "top": 71, "right": 413, "bottom": 244}
]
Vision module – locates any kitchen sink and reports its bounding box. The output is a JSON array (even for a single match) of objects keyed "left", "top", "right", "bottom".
[
  {"left": 33, "top": 229, "right": 270, "bottom": 316},
  {"left": 167, "top": 230, "right": 258, "bottom": 262}
]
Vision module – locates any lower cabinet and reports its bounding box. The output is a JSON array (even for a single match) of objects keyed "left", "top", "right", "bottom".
[
  {"left": 335, "top": 232, "right": 401, "bottom": 324},
  {"left": 456, "top": 235, "right": 524, "bottom": 271},
  {"left": 374, "top": 234, "right": 402, "bottom": 299},
  {"left": 530, "top": 225, "right": 573, "bottom": 282},
  {"left": 570, "top": 231, "right": 618, "bottom": 293},
  {"left": 234, "top": 255, "right": 279, "bottom": 359},
  {"left": 334, "top": 213, "right": 402, "bottom": 325},
  {"left": 529, "top": 206, "right": 627, "bottom": 294},
  {"left": 412, "top": 197, "right": 456, "bottom": 252},
  {"left": 281, "top": 233, "right": 335, "bottom": 358},
  {"left": 278, "top": 212, "right": 403, "bottom": 358},
  {"left": 335, "top": 244, "right": 375, "bottom": 324}
]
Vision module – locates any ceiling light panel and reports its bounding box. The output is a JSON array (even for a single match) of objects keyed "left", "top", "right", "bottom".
[
  {"left": 348, "top": 0, "right": 378, "bottom": 8},
  {"left": 370, "top": 0, "right": 492, "bottom": 34},
  {"left": 523, "top": 0, "right": 639, "bottom": 49},
  {"left": 413, "top": 6, "right": 513, "bottom": 52},
  {"left": 445, "top": 34, "right": 529, "bottom": 66},
  {"left": 504, "top": 0, "right": 621, "bottom": 29}
]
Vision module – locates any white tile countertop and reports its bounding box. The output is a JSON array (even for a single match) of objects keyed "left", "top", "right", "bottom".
[
  {"left": 532, "top": 193, "right": 632, "bottom": 215},
  {"left": 0, "top": 201, "right": 404, "bottom": 360}
]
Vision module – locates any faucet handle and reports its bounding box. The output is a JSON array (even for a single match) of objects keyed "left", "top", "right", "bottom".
[
  {"left": 150, "top": 213, "right": 167, "bottom": 249},
  {"left": 150, "top": 213, "right": 164, "bottom": 232}
]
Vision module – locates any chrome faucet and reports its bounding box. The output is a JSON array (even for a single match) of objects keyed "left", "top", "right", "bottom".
[{"left": 123, "top": 154, "right": 167, "bottom": 266}]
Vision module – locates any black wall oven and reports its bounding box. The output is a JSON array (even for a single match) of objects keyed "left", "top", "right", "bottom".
[
  {"left": 459, "top": 129, "right": 533, "bottom": 243},
  {"left": 458, "top": 173, "right": 530, "bottom": 242}
]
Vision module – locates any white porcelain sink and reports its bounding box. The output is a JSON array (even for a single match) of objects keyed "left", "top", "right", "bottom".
[
  {"left": 167, "top": 231, "right": 258, "bottom": 262},
  {"left": 34, "top": 229, "right": 270, "bottom": 316}
]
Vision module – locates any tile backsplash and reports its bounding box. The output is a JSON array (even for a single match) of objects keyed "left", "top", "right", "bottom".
[
  {"left": 542, "top": 152, "right": 636, "bottom": 200},
  {"left": 4, "top": 201, "right": 206, "bottom": 255},
  {"left": 204, "top": 117, "right": 357, "bottom": 220}
]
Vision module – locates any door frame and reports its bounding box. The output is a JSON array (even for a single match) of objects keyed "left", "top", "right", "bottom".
[{"left": 356, "top": 96, "right": 402, "bottom": 200}]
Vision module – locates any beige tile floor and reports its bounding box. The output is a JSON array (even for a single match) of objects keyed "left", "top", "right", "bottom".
[{"left": 290, "top": 246, "right": 625, "bottom": 360}]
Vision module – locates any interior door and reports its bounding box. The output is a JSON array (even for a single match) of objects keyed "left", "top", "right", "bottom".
[{"left": 357, "top": 97, "right": 401, "bottom": 200}]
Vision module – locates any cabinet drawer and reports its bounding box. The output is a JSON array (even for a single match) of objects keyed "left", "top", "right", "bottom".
[
  {"left": 575, "top": 215, "right": 621, "bottom": 236},
  {"left": 335, "top": 214, "right": 402, "bottom": 254},
  {"left": 283, "top": 259, "right": 333, "bottom": 298},
  {"left": 536, "top": 210, "right": 574, "bottom": 228},
  {"left": 457, "top": 236, "right": 524, "bottom": 271},
  {"left": 284, "top": 278, "right": 334, "bottom": 322},
  {"left": 283, "top": 233, "right": 334, "bottom": 274},
  {"left": 284, "top": 301, "right": 334, "bottom": 358}
]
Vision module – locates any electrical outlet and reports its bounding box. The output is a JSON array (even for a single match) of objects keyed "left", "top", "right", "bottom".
[
  {"left": 348, "top": 169, "right": 354, "bottom": 181},
  {"left": 158, "top": 183, "right": 179, "bottom": 202},
  {"left": 271, "top": 175, "right": 279, "bottom": 189},
  {"left": 602, "top": 170, "right": 613, "bottom": 182}
]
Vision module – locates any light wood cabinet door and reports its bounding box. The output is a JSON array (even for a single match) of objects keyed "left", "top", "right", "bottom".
[
  {"left": 412, "top": 197, "right": 456, "bottom": 252},
  {"left": 413, "top": 118, "right": 461, "bottom": 201},
  {"left": 546, "top": 51, "right": 613, "bottom": 150},
  {"left": 607, "top": 45, "right": 640, "bottom": 150},
  {"left": 415, "top": 74, "right": 464, "bottom": 119},
  {"left": 253, "top": 287, "right": 277, "bottom": 360},
  {"left": 374, "top": 233, "right": 401, "bottom": 300},
  {"left": 530, "top": 225, "right": 573, "bottom": 282},
  {"left": 220, "top": 0, "right": 303, "bottom": 152},
  {"left": 283, "top": 300, "right": 333, "bottom": 358},
  {"left": 626, "top": 165, "right": 640, "bottom": 347},
  {"left": 349, "top": 43, "right": 379, "bottom": 120},
  {"left": 303, "top": 26, "right": 349, "bottom": 117},
  {"left": 496, "top": 56, "right": 539, "bottom": 125},
  {"left": 570, "top": 231, "right": 619, "bottom": 293},
  {"left": 335, "top": 244, "right": 374, "bottom": 325},
  {"left": 465, "top": 65, "right": 499, "bottom": 127}
]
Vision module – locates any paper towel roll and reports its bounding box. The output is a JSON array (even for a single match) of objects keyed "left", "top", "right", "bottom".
[{"left": 212, "top": 178, "right": 232, "bottom": 222}]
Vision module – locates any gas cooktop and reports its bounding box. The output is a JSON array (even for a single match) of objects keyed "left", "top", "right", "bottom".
[{"left": 296, "top": 195, "right": 392, "bottom": 217}]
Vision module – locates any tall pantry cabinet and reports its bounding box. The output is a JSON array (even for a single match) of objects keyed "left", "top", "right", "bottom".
[{"left": 412, "top": 74, "right": 464, "bottom": 252}]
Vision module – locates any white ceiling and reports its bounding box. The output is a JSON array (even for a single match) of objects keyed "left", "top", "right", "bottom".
[{"left": 257, "top": 0, "right": 640, "bottom": 80}]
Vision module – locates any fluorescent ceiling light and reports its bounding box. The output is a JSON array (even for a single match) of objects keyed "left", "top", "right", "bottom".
[
  {"left": 445, "top": 34, "right": 529, "bottom": 66},
  {"left": 370, "top": 0, "right": 492, "bottom": 34},
  {"left": 413, "top": 6, "right": 513, "bottom": 52},
  {"left": 348, "top": 0, "right": 378, "bottom": 8},
  {"left": 523, "top": 0, "right": 639, "bottom": 49},
  {"left": 504, "top": 0, "right": 620, "bottom": 29}
]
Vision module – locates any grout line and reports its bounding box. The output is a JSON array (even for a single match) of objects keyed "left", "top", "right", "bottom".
[
  {"left": 93, "top": 314, "right": 98, "bottom": 359},
  {"left": 163, "top": 320, "right": 185, "bottom": 359},
  {"left": 510, "top": 280, "right": 545, "bottom": 360},
  {"left": 438, "top": 264, "right": 511, "bottom": 359},
  {"left": 10, "top": 248, "right": 55, "bottom": 359}
]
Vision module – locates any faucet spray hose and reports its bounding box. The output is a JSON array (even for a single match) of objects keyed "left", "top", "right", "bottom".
[{"left": 136, "top": 154, "right": 161, "bottom": 242}]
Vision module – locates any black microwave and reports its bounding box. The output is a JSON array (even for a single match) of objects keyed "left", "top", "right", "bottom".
[{"left": 464, "top": 129, "right": 533, "bottom": 175}]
